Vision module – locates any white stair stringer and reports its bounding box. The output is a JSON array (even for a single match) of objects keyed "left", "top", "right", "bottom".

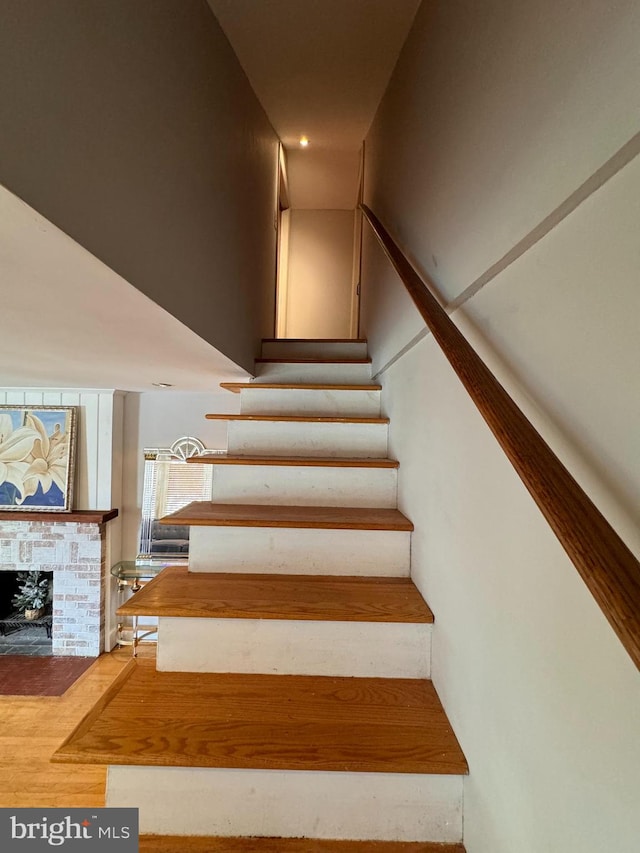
[
  {"left": 107, "top": 766, "right": 463, "bottom": 842},
  {"left": 261, "top": 340, "right": 369, "bottom": 359},
  {"left": 157, "top": 616, "right": 431, "bottom": 678},
  {"left": 238, "top": 385, "right": 381, "bottom": 417},
  {"left": 209, "top": 462, "right": 397, "bottom": 507},
  {"left": 227, "top": 418, "right": 388, "bottom": 457},
  {"left": 188, "top": 525, "right": 411, "bottom": 575},
  {"left": 254, "top": 360, "right": 372, "bottom": 384}
]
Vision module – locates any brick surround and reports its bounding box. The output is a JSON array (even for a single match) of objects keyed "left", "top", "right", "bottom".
[{"left": 0, "top": 519, "right": 107, "bottom": 656}]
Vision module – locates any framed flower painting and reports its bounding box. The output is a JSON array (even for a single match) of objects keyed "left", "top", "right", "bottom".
[{"left": 0, "top": 406, "right": 77, "bottom": 511}]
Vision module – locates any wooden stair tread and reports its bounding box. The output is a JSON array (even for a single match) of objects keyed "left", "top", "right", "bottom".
[
  {"left": 53, "top": 660, "right": 468, "bottom": 774},
  {"left": 186, "top": 454, "right": 399, "bottom": 468},
  {"left": 262, "top": 338, "right": 367, "bottom": 344},
  {"left": 140, "top": 836, "right": 465, "bottom": 852},
  {"left": 205, "top": 414, "right": 388, "bottom": 423},
  {"left": 221, "top": 383, "right": 381, "bottom": 393},
  {"left": 117, "top": 567, "right": 433, "bottom": 622},
  {"left": 161, "top": 503, "right": 413, "bottom": 530},
  {"left": 255, "top": 358, "right": 372, "bottom": 364}
]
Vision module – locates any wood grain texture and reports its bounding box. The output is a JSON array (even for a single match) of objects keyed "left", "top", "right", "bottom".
[
  {"left": 0, "top": 648, "right": 133, "bottom": 807},
  {"left": 255, "top": 358, "right": 372, "bottom": 365},
  {"left": 52, "top": 659, "right": 468, "bottom": 774},
  {"left": 117, "top": 567, "right": 433, "bottom": 623},
  {"left": 361, "top": 203, "right": 640, "bottom": 671},
  {"left": 161, "top": 502, "right": 413, "bottom": 531},
  {"left": 140, "top": 836, "right": 465, "bottom": 853},
  {"left": 186, "top": 455, "right": 399, "bottom": 468},
  {"left": 262, "top": 339, "right": 368, "bottom": 344},
  {"left": 55, "top": 661, "right": 137, "bottom": 756},
  {"left": 206, "top": 414, "right": 388, "bottom": 423},
  {"left": 221, "top": 383, "right": 381, "bottom": 393},
  {"left": 0, "top": 509, "right": 118, "bottom": 523}
]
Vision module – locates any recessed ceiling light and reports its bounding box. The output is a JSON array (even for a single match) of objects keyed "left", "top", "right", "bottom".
[
  {"left": 152, "top": 382, "right": 173, "bottom": 388},
  {"left": 299, "top": 136, "right": 309, "bottom": 147}
]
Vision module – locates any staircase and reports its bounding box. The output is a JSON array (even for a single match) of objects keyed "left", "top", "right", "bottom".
[{"left": 54, "top": 338, "right": 468, "bottom": 850}]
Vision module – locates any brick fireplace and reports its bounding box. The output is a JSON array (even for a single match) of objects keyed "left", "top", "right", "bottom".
[{"left": 0, "top": 510, "right": 118, "bottom": 656}]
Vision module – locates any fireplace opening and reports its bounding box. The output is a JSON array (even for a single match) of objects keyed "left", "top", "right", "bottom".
[
  {"left": 0, "top": 571, "right": 53, "bottom": 656},
  {"left": 0, "top": 571, "right": 21, "bottom": 619}
]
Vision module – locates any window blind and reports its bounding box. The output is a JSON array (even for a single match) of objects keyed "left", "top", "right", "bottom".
[{"left": 138, "top": 454, "right": 213, "bottom": 557}]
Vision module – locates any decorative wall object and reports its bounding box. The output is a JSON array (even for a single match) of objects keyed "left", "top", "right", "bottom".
[{"left": 0, "top": 406, "right": 77, "bottom": 511}]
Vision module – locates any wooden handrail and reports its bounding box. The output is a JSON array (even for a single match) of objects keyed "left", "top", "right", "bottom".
[{"left": 361, "top": 203, "right": 640, "bottom": 671}]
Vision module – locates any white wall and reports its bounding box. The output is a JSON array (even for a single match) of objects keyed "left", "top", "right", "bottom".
[
  {"left": 121, "top": 391, "right": 239, "bottom": 560},
  {"left": 362, "top": 1, "right": 640, "bottom": 851},
  {"left": 284, "top": 210, "right": 355, "bottom": 338}
]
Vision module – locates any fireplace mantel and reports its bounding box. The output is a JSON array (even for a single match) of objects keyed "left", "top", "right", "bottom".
[{"left": 0, "top": 509, "right": 118, "bottom": 524}]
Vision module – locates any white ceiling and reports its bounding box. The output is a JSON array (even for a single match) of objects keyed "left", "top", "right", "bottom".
[
  {"left": 0, "top": 186, "right": 249, "bottom": 392},
  {"left": 208, "top": 0, "right": 421, "bottom": 208},
  {"left": 208, "top": 0, "right": 420, "bottom": 150}
]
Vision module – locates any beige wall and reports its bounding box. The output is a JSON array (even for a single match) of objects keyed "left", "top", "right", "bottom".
[
  {"left": 366, "top": 0, "right": 640, "bottom": 303},
  {"left": 0, "top": 0, "right": 278, "bottom": 371},
  {"left": 362, "top": 1, "right": 640, "bottom": 851},
  {"left": 283, "top": 210, "right": 355, "bottom": 338},
  {"left": 287, "top": 149, "right": 361, "bottom": 210}
]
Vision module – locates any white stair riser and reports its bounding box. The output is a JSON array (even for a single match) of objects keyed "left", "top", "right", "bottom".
[
  {"left": 239, "top": 387, "right": 381, "bottom": 417},
  {"left": 261, "top": 341, "right": 368, "bottom": 359},
  {"left": 227, "top": 420, "right": 388, "bottom": 457},
  {"left": 107, "top": 766, "right": 463, "bottom": 842},
  {"left": 210, "top": 464, "right": 397, "bottom": 507},
  {"left": 157, "top": 618, "right": 431, "bottom": 678},
  {"left": 189, "top": 527, "right": 410, "bottom": 576},
  {"left": 255, "top": 362, "right": 372, "bottom": 384}
]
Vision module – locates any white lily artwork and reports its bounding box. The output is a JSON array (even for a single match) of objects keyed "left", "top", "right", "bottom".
[{"left": 0, "top": 406, "right": 77, "bottom": 511}]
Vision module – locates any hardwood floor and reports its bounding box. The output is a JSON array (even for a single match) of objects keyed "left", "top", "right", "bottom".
[
  {"left": 0, "top": 648, "right": 131, "bottom": 807},
  {"left": 0, "top": 648, "right": 466, "bottom": 850}
]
